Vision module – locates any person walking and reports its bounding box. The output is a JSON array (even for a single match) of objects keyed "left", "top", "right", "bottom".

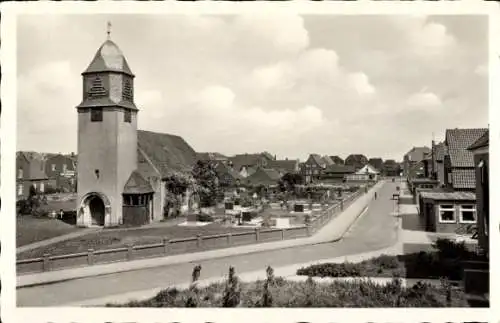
[{"left": 374, "top": 192, "right": 378, "bottom": 200}]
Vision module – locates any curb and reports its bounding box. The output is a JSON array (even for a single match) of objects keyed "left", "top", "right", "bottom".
[{"left": 18, "top": 182, "right": 385, "bottom": 288}]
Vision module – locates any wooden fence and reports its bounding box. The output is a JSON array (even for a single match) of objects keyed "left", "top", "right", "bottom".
[{"left": 17, "top": 185, "right": 368, "bottom": 275}]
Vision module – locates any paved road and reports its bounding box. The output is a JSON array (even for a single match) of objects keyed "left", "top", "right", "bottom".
[{"left": 18, "top": 181, "right": 401, "bottom": 307}]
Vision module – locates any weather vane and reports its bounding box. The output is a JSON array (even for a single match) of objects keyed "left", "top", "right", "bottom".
[{"left": 107, "top": 21, "right": 112, "bottom": 40}]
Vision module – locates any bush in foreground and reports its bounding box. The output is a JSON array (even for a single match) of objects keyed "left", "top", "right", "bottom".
[{"left": 106, "top": 265, "right": 468, "bottom": 308}]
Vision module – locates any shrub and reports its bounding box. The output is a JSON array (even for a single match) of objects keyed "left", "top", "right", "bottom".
[
  {"left": 222, "top": 266, "right": 241, "bottom": 307},
  {"left": 296, "top": 262, "right": 362, "bottom": 278},
  {"left": 197, "top": 213, "right": 214, "bottom": 222}
]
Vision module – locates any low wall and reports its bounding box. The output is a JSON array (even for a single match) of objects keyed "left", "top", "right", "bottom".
[{"left": 17, "top": 185, "right": 372, "bottom": 275}]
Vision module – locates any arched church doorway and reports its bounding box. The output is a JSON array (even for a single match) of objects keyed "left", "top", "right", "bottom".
[{"left": 88, "top": 195, "right": 106, "bottom": 226}]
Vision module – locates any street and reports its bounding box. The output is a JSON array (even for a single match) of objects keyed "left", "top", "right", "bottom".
[{"left": 18, "top": 181, "right": 401, "bottom": 307}]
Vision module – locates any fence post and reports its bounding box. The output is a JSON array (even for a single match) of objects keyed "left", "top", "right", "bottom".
[
  {"left": 227, "top": 233, "right": 232, "bottom": 246},
  {"left": 87, "top": 249, "right": 95, "bottom": 266},
  {"left": 197, "top": 234, "right": 202, "bottom": 248},
  {"left": 43, "top": 253, "right": 51, "bottom": 272},
  {"left": 281, "top": 228, "right": 285, "bottom": 240},
  {"left": 255, "top": 228, "right": 260, "bottom": 241},
  {"left": 163, "top": 237, "right": 170, "bottom": 254},
  {"left": 126, "top": 244, "right": 134, "bottom": 261}
]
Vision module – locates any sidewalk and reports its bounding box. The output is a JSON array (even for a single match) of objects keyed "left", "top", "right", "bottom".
[
  {"left": 16, "top": 227, "right": 101, "bottom": 254},
  {"left": 63, "top": 242, "right": 406, "bottom": 306},
  {"left": 18, "top": 181, "right": 386, "bottom": 288}
]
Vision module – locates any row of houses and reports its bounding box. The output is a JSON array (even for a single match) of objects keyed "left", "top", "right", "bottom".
[
  {"left": 405, "top": 128, "right": 489, "bottom": 255},
  {"left": 16, "top": 152, "right": 77, "bottom": 200}
]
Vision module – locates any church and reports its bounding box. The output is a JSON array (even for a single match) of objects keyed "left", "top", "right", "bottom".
[{"left": 76, "top": 32, "right": 197, "bottom": 227}]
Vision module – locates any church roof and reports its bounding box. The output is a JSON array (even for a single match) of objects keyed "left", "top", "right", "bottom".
[
  {"left": 123, "top": 170, "right": 154, "bottom": 194},
  {"left": 83, "top": 40, "right": 134, "bottom": 77},
  {"left": 137, "top": 130, "right": 198, "bottom": 178}
]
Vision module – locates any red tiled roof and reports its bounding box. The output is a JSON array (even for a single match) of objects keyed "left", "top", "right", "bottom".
[{"left": 451, "top": 168, "right": 476, "bottom": 189}]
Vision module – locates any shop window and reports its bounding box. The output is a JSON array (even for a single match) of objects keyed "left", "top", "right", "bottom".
[
  {"left": 459, "top": 204, "right": 477, "bottom": 223},
  {"left": 439, "top": 204, "right": 456, "bottom": 223}
]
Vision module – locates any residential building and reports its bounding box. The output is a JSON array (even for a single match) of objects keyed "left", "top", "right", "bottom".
[
  {"left": 443, "top": 128, "right": 487, "bottom": 191},
  {"left": 16, "top": 152, "right": 52, "bottom": 200},
  {"left": 245, "top": 167, "right": 282, "bottom": 186},
  {"left": 382, "top": 159, "right": 400, "bottom": 177},
  {"left": 468, "top": 129, "right": 489, "bottom": 255},
  {"left": 45, "top": 153, "right": 77, "bottom": 192},
  {"left": 368, "top": 158, "right": 383, "bottom": 172},
  {"left": 215, "top": 162, "right": 243, "bottom": 188},
  {"left": 76, "top": 36, "right": 197, "bottom": 227},
  {"left": 419, "top": 191, "right": 477, "bottom": 233},
  {"left": 329, "top": 155, "right": 344, "bottom": 165},
  {"left": 197, "top": 152, "right": 229, "bottom": 164},
  {"left": 345, "top": 164, "right": 380, "bottom": 182},
  {"left": 268, "top": 158, "right": 300, "bottom": 176},
  {"left": 403, "top": 146, "right": 431, "bottom": 177},
  {"left": 344, "top": 154, "right": 368, "bottom": 171},
  {"left": 228, "top": 153, "right": 270, "bottom": 177},
  {"left": 301, "top": 154, "right": 328, "bottom": 183},
  {"left": 322, "top": 155, "right": 335, "bottom": 166},
  {"left": 321, "top": 164, "right": 355, "bottom": 182},
  {"left": 431, "top": 142, "right": 447, "bottom": 186}
]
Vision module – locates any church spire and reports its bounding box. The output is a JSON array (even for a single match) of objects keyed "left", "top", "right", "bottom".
[{"left": 106, "top": 21, "right": 112, "bottom": 40}]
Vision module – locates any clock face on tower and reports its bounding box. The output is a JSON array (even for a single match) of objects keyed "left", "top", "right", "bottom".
[{"left": 87, "top": 76, "right": 108, "bottom": 99}]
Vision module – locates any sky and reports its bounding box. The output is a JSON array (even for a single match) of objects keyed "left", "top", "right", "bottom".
[{"left": 17, "top": 14, "right": 488, "bottom": 161}]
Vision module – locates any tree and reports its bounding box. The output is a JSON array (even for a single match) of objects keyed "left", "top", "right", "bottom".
[
  {"left": 278, "top": 173, "right": 303, "bottom": 195},
  {"left": 192, "top": 160, "right": 220, "bottom": 208},
  {"left": 163, "top": 171, "right": 197, "bottom": 218},
  {"left": 222, "top": 266, "right": 241, "bottom": 307}
]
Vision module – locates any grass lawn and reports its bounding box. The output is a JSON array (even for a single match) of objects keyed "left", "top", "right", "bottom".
[
  {"left": 107, "top": 276, "right": 468, "bottom": 307},
  {"left": 17, "top": 223, "right": 255, "bottom": 260},
  {"left": 16, "top": 215, "right": 83, "bottom": 247}
]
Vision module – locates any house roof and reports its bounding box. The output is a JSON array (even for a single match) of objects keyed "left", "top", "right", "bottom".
[
  {"left": 197, "top": 152, "right": 228, "bottom": 161},
  {"left": 404, "top": 147, "right": 431, "bottom": 162},
  {"left": 228, "top": 154, "right": 265, "bottom": 171},
  {"left": 446, "top": 128, "right": 487, "bottom": 168},
  {"left": 356, "top": 164, "right": 380, "bottom": 175},
  {"left": 246, "top": 167, "right": 282, "bottom": 185},
  {"left": 451, "top": 168, "right": 476, "bottom": 189},
  {"left": 368, "top": 158, "right": 383, "bottom": 170},
  {"left": 329, "top": 156, "right": 344, "bottom": 165},
  {"left": 345, "top": 154, "right": 368, "bottom": 166},
  {"left": 309, "top": 154, "right": 326, "bottom": 166},
  {"left": 17, "top": 151, "right": 49, "bottom": 180},
  {"left": 325, "top": 164, "right": 356, "bottom": 174},
  {"left": 215, "top": 162, "right": 243, "bottom": 181},
  {"left": 268, "top": 159, "right": 298, "bottom": 174},
  {"left": 83, "top": 40, "right": 134, "bottom": 77},
  {"left": 322, "top": 155, "right": 335, "bottom": 166},
  {"left": 433, "top": 142, "right": 446, "bottom": 161},
  {"left": 420, "top": 191, "right": 476, "bottom": 202},
  {"left": 261, "top": 151, "right": 275, "bottom": 160},
  {"left": 123, "top": 170, "right": 154, "bottom": 194},
  {"left": 137, "top": 130, "right": 198, "bottom": 178},
  {"left": 468, "top": 130, "right": 489, "bottom": 151}
]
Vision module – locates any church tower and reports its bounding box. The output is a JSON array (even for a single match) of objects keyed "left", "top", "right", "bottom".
[{"left": 76, "top": 27, "right": 138, "bottom": 227}]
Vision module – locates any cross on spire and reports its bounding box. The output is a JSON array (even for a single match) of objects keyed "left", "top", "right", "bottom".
[{"left": 106, "top": 21, "right": 112, "bottom": 40}]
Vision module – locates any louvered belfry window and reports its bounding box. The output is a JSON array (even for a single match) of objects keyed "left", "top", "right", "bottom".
[
  {"left": 88, "top": 76, "right": 107, "bottom": 99},
  {"left": 123, "top": 78, "right": 133, "bottom": 101}
]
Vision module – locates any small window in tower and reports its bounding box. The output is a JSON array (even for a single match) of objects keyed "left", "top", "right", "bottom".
[
  {"left": 124, "top": 109, "right": 132, "bottom": 123},
  {"left": 122, "top": 79, "right": 133, "bottom": 101},
  {"left": 91, "top": 108, "right": 103, "bottom": 122}
]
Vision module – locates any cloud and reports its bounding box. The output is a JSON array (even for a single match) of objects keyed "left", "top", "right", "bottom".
[
  {"left": 16, "top": 15, "right": 488, "bottom": 160},
  {"left": 406, "top": 91, "right": 442, "bottom": 109}
]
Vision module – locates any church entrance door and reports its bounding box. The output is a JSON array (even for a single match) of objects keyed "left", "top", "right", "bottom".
[{"left": 89, "top": 195, "right": 106, "bottom": 226}]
